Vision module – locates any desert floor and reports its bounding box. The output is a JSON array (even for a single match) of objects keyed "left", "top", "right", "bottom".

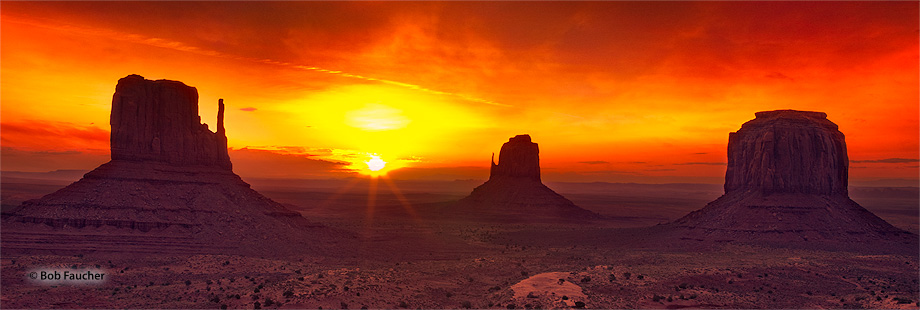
[{"left": 1, "top": 174, "right": 918, "bottom": 309}]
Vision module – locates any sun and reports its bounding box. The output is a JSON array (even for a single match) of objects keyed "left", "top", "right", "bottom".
[{"left": 366, "top": 155, "right": 386, "bottom": 171}]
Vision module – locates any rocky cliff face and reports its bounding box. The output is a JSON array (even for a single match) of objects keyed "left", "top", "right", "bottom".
[
  {"left": 1, "top": 75, "right": 350, "bottom": 256},
  {"left": 110, "top": 74, "right": 232, "bottom": 170},
  {"left": 490, "top": 135, "right": 541, "bottom": 181},
  {"left": 669, "top": 110, "right": 909, "bottom": 244},
  {"left": 724, "top": 110, "right": 847, "bottom": 195},
  {"left": 455, "top": 134, "right": 599, "bottom": 222}
]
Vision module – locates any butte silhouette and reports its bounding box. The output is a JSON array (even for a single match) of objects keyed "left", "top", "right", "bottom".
[
  {"left": 1, "top": 75, "right": 348, "bottom": 256},
  {"left": 450, "top": 134, "right": 600, "bottom": 222},
  {"left": 669, "top": 110, "right": 913, "bottom": 246}
]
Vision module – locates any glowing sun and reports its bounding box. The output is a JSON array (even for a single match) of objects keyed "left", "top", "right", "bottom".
[{"left": 366, "top": 155, "right": 386, "bottom": 171}]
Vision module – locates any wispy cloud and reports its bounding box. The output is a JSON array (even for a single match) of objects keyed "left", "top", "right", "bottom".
[
  {"left": 0, "top": 120, "right": 109, "bottom": 153},
  {"left": 673, "top": 162, "right": 727, "bottom": 166},
  {"left": 4, "top": 15, "right": 508, "bottom": 108},
  {"left": 578, "top": 160, "right": 609, "bottom": 165},
  {"left": 850, "top": 158, "right": 919, "bottom": 164},
  {"left": 764, "top": 72, "right": 794, "bottom": 81},
  {"left": 239, "top": 107, "right": 258, "bottom": 112}
]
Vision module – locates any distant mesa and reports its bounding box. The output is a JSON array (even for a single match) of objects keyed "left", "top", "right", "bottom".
[
  {"left": 110, "top": 74, "right": 232, "bottom": 169},
  {"left": 490, "top": 134, "right": 541, "bottom": 181},
  {"left": 1, "top": 75, "right": 347, "bottom": 256},
  {"left": 670, "top": 110, "right": 911, "bottom": 244},
  {"left": 452, "top": 134, "right": 600, "bottom": 222},
  {"left": 723, "top": 110, "right": 847, "bottom": 196}
]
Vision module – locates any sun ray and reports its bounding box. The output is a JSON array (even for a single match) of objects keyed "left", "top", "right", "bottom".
[
  {"left": 381, "top": 176, "right": 421, "bottom": 223},
  {"left": 317, "top": 177, "right": 362, "bottom": 209},
  {"left": 364, "top": 176, "right": 378, "bottom": 229}
]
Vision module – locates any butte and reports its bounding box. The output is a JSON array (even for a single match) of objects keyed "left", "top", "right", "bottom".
[
  {"left": 668, "top": 110, "right": 914, "bottom": 248},
  {"left": 448, "top": 134, "right": 600, "bottom": 222},
  {"left": 1, "top": 75, "right": 349, "bottom": 256}
]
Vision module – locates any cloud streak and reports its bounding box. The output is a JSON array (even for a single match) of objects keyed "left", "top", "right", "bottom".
[
  {"left": 578, "top": 161, "right": 609, "bottom": 165},
  {"left": 673, "top": 162, "right": 727, "bottom": 166},
  {"left": 3, "top": 15, "right": 508, "bottom": 108},
  {"left": 850, "top": 158, "right": 919, "bottom": 164}
]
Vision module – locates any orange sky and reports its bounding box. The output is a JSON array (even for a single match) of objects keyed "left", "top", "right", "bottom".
[{"left": 2, "top": 2, "right": 918, "bottom": 183}]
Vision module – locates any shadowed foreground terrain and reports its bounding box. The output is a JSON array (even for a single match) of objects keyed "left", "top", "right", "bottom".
[{"left": 2, "top": 174, "right": 918, "bottom": 309}]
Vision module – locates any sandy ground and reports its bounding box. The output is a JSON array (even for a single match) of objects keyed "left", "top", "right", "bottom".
[{"left": 2, "top": 176, "right": 918, "bottom": 309}]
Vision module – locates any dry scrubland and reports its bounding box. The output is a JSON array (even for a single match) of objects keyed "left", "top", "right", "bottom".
[{"left": 2, "top": 176, "right": 918, "bottom": 309}]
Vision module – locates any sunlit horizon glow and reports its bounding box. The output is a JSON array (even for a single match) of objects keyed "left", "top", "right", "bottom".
[{"left": 1, "top": 2, "right": 917, "bottom": 183}]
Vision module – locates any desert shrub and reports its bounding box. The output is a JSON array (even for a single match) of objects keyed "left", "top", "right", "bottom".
[
  {"left": 562, "top": 296, "right": 568, "bottom": 300},
  {"left": 623, "top": 272, "right": 631, "bottom": 280},
  {"left": 210, "top": 296, "right": 220, "bottom": 303},
  {"left": 460, "top": 301, "right": 473, "bottom": 309},
  {"left": 220, "top": 305, "right": 227, "bottom": 309},
  {"left": 340, "top": 301, "right": 348, "bottom": 309},
  {"left": 398, "top": 301, "right": 408, "bottom": 308},
  {"left": 506, "top": 303, "right": 516, "bottom": 309},
  {"left": 652, "top": 295, "right": 663, "bottom": 302},
  {"left": 609, "top": 274, "right": 617, "bottom": 282},
  {"left": 637, "top": 275, "right": 644, "bottom": 280},
  {"left": 264, "top": 298, "right": 275, "bottom": 307},
  {"left": 254, "top": 301, "right": 261, "bottom": 309},
  {"left": 574, "top": 301, "right": 586, "bottom": 308},
  {"left": 283, "top": 290, "right": 294, "bottom": 298},
  {"left": 580, "top": 276, "right": 591, "bottom": 283}
]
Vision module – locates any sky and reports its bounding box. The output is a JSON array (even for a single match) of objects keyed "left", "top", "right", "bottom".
[{"left": 1, "top": 1, "right": 918, "bottom": 183}]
